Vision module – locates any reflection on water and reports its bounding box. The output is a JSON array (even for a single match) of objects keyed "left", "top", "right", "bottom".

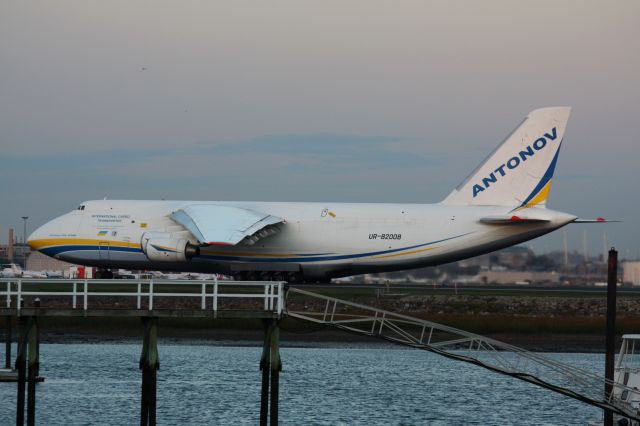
[{"left": 0, "top": 344, "right": 602, "bottom": 425}]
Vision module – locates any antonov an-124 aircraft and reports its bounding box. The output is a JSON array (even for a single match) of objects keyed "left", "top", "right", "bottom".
[{"left": 28, "top": 107, "right": 608, "bottom": 281}]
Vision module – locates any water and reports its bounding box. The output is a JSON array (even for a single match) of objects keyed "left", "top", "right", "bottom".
[{"left": 0, "top": 343, "right": 602, "bottom": 425}]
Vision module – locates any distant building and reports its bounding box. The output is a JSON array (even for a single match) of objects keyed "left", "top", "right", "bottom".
[
  {"left": 0, "top": 243, "right": 31, "bottom": 267},
  {"left": 474, "top": 270, "right": 560, "bottom": 285},
  {"left": 496, "top": 246, "right": 534, "bottom": 269},
  {"left": 457, "top": 254, "right": 491, "bottom": 268},
  {"left": 623, "top": 261, "right": 640, "bottom": 286},
  {"left": 458, "top": 246, "right": 534, "bottom": 270}
]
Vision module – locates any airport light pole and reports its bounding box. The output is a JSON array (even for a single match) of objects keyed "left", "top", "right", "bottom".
[
  {"left": 21, "top": 216, "right": 28, "bottom": 245},
  {"left": 22, "top": 216, "right": 29, "bottom": 269}
]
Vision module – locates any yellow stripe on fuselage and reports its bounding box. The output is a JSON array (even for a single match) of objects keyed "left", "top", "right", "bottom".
[
  {"left": 30, "top": 239, "right": 441, "bottom": 262},
  {"left": 375, "top": 246, "right": 438, "bottom": 259},
  {"left": 28, "top": 238, "right": 141, "bottom": 250}
]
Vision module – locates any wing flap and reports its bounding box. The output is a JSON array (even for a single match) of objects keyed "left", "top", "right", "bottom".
[{"left": 170, "top": 204, "right": 284, "bottom": 246}]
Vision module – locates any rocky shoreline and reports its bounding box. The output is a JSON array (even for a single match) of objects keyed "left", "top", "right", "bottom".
[
  {"left": 30, "top": 321, "right": 614, "bottom": 353},
  {"left": 311, "top": 292, "right": 640, "bottom": 317}
]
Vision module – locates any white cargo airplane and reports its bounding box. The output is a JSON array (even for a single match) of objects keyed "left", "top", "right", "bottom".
[{"left": 27, "top": 107, "right": 607, "bottom": 281}]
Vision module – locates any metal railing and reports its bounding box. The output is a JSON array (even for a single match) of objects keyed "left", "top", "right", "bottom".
[
  {"left": 1, "top": 278, "right": 284, "bottom": 316},
  {"left": 285, "top": 287, "right": 640, "bottom": 421}
]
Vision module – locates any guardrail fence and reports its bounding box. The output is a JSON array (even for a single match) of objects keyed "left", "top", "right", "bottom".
[{"left": 1, "top": 278, "right": 284, "bottom": 316}]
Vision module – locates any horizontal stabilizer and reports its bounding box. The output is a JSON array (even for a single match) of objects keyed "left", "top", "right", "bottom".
[
  {"left": 170, "top": 204, "right": 284, "bottom": 246},
  {"left": 572, "top": 218, "right": 620, "bottom": 223},
  {"left": 480, "top": 215, "right": 550, "bottom": 225}
]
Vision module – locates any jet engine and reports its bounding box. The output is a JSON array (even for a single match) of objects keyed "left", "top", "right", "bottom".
[{"left": 141, "top": 232, "right": 200, "bottom": 262}]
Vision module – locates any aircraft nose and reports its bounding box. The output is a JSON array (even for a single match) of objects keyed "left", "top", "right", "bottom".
[
  {"left": 27, "top": 212, "right": 81, "bottom": 254},
  {"left": 27, "top": 223, "right": 49, "bottom": 251}
]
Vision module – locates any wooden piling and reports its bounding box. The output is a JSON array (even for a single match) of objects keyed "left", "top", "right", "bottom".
[
  {"left": 269, "top": 322, "right": 281, "bottom": 426},
  {"left": 140, "top": 367, "right": 149, "bottom": 426},
  {"left": 140, "top": 336, "right": 150, "bottom": 425},
  {"left": 140, "top": 317, "right": 159, "bottom": 426},
  {"left": 5, "top": 315, "right": 11, "bottom": 369},
  {"left": 148, "top": 365, "right": 157, "bottom": 426},
  {"left": 259, "top": 319, "right": 282, "bottom": 426},
  {"left": 604, "top": 248, "right": 617, "bottom": 426},
  {"left": 259, "top": 320, "right": 271, "bottom": 426},
  {"left": 15, "top": 316, "right": 29, "bottom": 426},
  {"left": 27, "top": 316, "right": 38, "bottom": 426}
]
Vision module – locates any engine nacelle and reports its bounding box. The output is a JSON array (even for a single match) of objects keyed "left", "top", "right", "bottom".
[{"left": 141, "top": 232, "right": 200, "bottom": 262}]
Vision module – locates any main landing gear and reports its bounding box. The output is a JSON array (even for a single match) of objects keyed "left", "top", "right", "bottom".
[
  {"left": 94, "top": 269, "right": 114, "bottom": 279},
  {"left": 232, "top": 271, "right": 327, "bottom": 284}
]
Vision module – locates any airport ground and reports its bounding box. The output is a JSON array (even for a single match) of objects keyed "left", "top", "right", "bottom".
[{"left": 3, "top": 283, "right": 638, "bottom": 353}]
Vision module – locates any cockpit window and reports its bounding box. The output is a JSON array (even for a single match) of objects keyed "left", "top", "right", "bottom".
[{"left": 76, "top": 205, "right": 86, "bottom": 211}]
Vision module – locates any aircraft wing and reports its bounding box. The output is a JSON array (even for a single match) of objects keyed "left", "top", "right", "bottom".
[{"left": 170, "top": 204, "right": 284, "bottom": 246}]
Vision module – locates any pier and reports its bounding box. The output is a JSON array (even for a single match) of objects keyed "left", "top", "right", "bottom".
[
  {"left": 1, "top": 279, "right": 284, "bottom": 425},
  {"left": 1, "top": 276, "right": 638, "bottom": 424}
]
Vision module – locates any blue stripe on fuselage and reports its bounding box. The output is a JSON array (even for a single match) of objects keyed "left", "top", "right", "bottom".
[
  {"left": 37, "top": 232, "right": 471, "bottom": 263},
  {"left": 198, "top": 233, "right": 471, "bottom": 263},
  {"left": 40, "top": 245, "right": 143, "bottom": 257}
]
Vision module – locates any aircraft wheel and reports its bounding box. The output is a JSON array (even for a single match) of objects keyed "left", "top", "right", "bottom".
[
  {"left": 96, "top": 270, "right": 113, "bottom": 279},
  {"left": 286, "top": 272, "right": 302, "bottom": 284},
  {"left": 259, "top": 271, "right": 272, "bottom": 281},
  {"left": 233, "top": 272, "right": 247, "bottom": 281}
]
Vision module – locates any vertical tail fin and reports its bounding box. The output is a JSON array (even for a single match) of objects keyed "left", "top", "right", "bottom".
[{"left": 442, "top": 107, "right": 571, "bottom": 208}]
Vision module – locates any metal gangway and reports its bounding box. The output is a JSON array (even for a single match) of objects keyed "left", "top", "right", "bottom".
[{"left": 285, "top": 287, "right": 640, "bottom": 421}]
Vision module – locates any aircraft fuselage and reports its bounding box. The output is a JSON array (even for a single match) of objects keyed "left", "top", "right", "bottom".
[{"left": 28, "top": 199, "right": 576, "bottom": 281}]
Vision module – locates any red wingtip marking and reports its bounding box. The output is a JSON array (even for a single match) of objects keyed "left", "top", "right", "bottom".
[
  {"left": 597, "top": 217, "right": 605, "bottom": 222},
  {"left": 510, "top": 215, "right": 522, "bottom": 221}
]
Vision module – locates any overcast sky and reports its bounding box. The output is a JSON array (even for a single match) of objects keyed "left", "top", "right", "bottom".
[{"left": 1, "top": 1, "right": 638, "bottom": 258}]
